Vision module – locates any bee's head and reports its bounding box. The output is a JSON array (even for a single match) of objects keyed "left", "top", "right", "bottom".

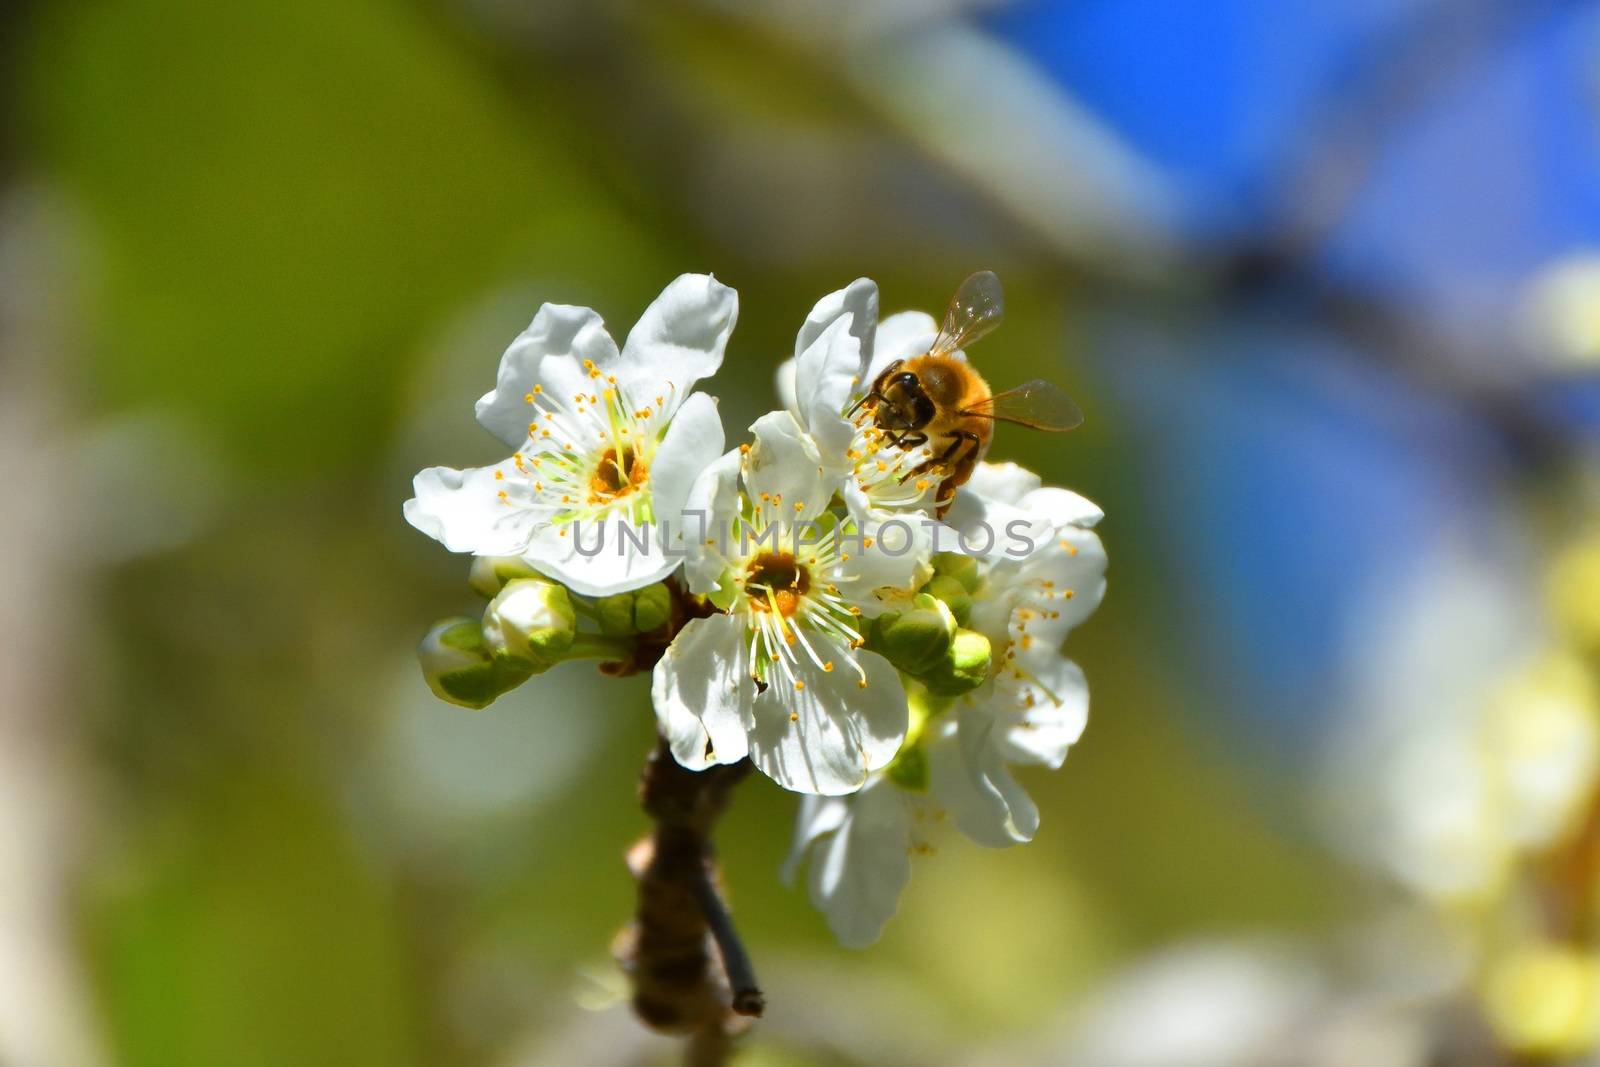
[{"left": 874, "top": 372, "right": 936, "bottom": 432}]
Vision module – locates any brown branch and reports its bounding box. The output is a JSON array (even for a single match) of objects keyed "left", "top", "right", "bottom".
[{"left": 616, "top": 736, "right": 762, "bottom": 1065}]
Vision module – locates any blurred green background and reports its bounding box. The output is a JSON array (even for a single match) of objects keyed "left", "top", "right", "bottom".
[{"left": 8, "top": 0, "right": 1597, "bottom": 1064}]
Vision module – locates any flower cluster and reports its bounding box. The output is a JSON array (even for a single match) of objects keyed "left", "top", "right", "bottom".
[
  {"left": 1329, "top": 530, "right": 1600, "bottom": 1061},
  {"left": 406, "top": 273, "right": 1106, "bottom": 944}
]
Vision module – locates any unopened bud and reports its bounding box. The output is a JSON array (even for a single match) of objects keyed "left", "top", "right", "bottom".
[
  {"left": 921, "top": 574, "right": 972, "bottom": 627},
  {"left": 483, "top": 579, "right": 577, "bottom": 668},
  {"left": 594, "top": 592, "right": 637, "bottom": 636},
  {"left": 921, "top": 629, "right": 992, "bottom": 696},
  {"left": 632, "top": 583, "right": 673, "bottom": 633},
  {"left": 931, "top": 552, "right": 981, "bottom": 594},
  {"left": 468, "top": 556, "right": 544, "bottom": 599},
  {"left": 419, "top": 617, "right": 532, "bottom": 709},
  {"left": 869, "top": 593, "right": 957, "bottom": 676}
]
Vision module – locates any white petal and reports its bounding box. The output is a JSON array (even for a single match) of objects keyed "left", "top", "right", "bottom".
[
  {"left": 745, "top": 410, "right": 837, "bottom": 522},
  {"left": 749, "top": 645, "right": 907, "bottom": 796},
  {"left": 928, "top": 709, "right": 1039, "bottom": 847},
  {"left": 865, "top": 310, "right": 938, "bottom": 385},
  {"left": 808, "top": 778, "right": 913, "bottom": 948},
  {"left": 792, "top": 279, "right": 878, "bottom": 468},
  {"left": 942, "top": 468, "right": 1052, "bottom": 565},
  {"left": 649, "top": 392, "right": 727, "bottom": 525},
  {"left": 518, "top": 519, "right": 680, "bottom": 597},
  {"left": 617, "top": 274, "right": 737, "bottom": 413},
  {"left": 1019, "top": 486, "right": 1104, "bottom": 529},
  {"left": 965, "top": 461, "right": 1043, "bottom": 506},
  {"left": 475, "top": 304, "right": 620, "bottom": 447},
  {"left": 652, "top": 614, "right": 754, "bottom": 770},
  {"left": 781, "top": 795, "right": 849, "bottom": 885},
  {"left": 775, "top": 357, "right": 798, "bottom": 413},
  {"left": 681, "top": 448, "right": 743, "bottom": 596},
  {"left": 404, "top": 464, "right": 551, "bottom": 556}
]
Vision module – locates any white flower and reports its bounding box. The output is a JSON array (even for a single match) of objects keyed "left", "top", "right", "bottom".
[
  {"left": 786, "top": 461, "right": 1106, "bottom": 944},
  {"left": 651, "top": 410, "right": 910, "bottom": 796},
  {"left": 404, "top": 275, "right": 735, "bottom": 596},
  {"left": 778, "top": 280, "right": 955, "bottom": 592}
]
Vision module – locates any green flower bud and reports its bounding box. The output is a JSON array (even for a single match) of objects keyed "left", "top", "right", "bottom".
[
  {"left": 921, "top": 574, "right": 972, "bottom": 627},
  {"left": 589, "top": 584, "right": 672, "bottom": 637},
  {"left": 594, "top": 592, "right": 637, "bottom": 637},
  {"left": 920, "top": 629, "right": 993, "bottom": 697},
  {"left": 418, "top": 617, "right": 533, "bottom": 709},
  {"left": 931, "top": 552, "right": 981, "bottom": 594},
  {"left": 632, "top": 583, "right": 673, "bottom": 633},
  {"left": 468, "top": 556, "right": 544, "bottom": 599},
  {"left": 483, "top": 579, "right": 577, "bottom": 669},
  {"left": 869, "top": 593, "right": 957, "bottom": 676}
]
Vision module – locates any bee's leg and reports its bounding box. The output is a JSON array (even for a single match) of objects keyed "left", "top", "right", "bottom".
[
  {"left": 846, "top": 390, "right": 883, "bottom": 419},
  {"left": 936, "top": 430, "right": 983, "bottom": 464},
  {"left": 846, "top": 361, "right": 902, "bottom": 418},
  {"left": 893, "top": 434, "right": 937, "bottom": 484}
]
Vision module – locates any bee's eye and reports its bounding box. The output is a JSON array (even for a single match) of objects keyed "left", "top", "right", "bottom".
[{"left": 913, "top": 396, "right": 936, "bottom": 425}]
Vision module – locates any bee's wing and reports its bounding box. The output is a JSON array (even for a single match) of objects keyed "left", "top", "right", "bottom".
[
  {"left": 929, "top": 270, "right": 1004, "bottom": 358},
  {"left": 962, "top": 379, "right": 1083, "bottom": 432}
]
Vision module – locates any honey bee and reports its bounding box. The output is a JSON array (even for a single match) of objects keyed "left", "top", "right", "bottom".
[{"left": 851, "top": 271, "right": 1083, "bottom": 514}]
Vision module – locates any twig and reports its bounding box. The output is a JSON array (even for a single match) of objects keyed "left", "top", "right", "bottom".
[
  {"left": 688, "top": 861, "right": 765, "bottom": 1017},
  {"left": 617, "top": 736, "right": 761, "bottom": 1065}
]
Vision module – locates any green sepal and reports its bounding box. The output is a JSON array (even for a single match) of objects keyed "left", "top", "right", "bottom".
[
  {"left": 419, "top": 616, "right": 534, "bottom": 709},
  {"left": 633, "top": 583, "right": 673, "bottom": 633},
  {"left": 594, "top": 592, "right": 639, "bottom": 637},
  {"left": 867, "top": 593, "right": 957, "bottom": 676},
  {"left": 434, "top": 658, "right": 534, "bottom": 709},
  {"left": 921, "top": 574, "right": 972, "bottom": 627},
  {"left": 918, "top": 629, "right": 992, "bottom": 697}
]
